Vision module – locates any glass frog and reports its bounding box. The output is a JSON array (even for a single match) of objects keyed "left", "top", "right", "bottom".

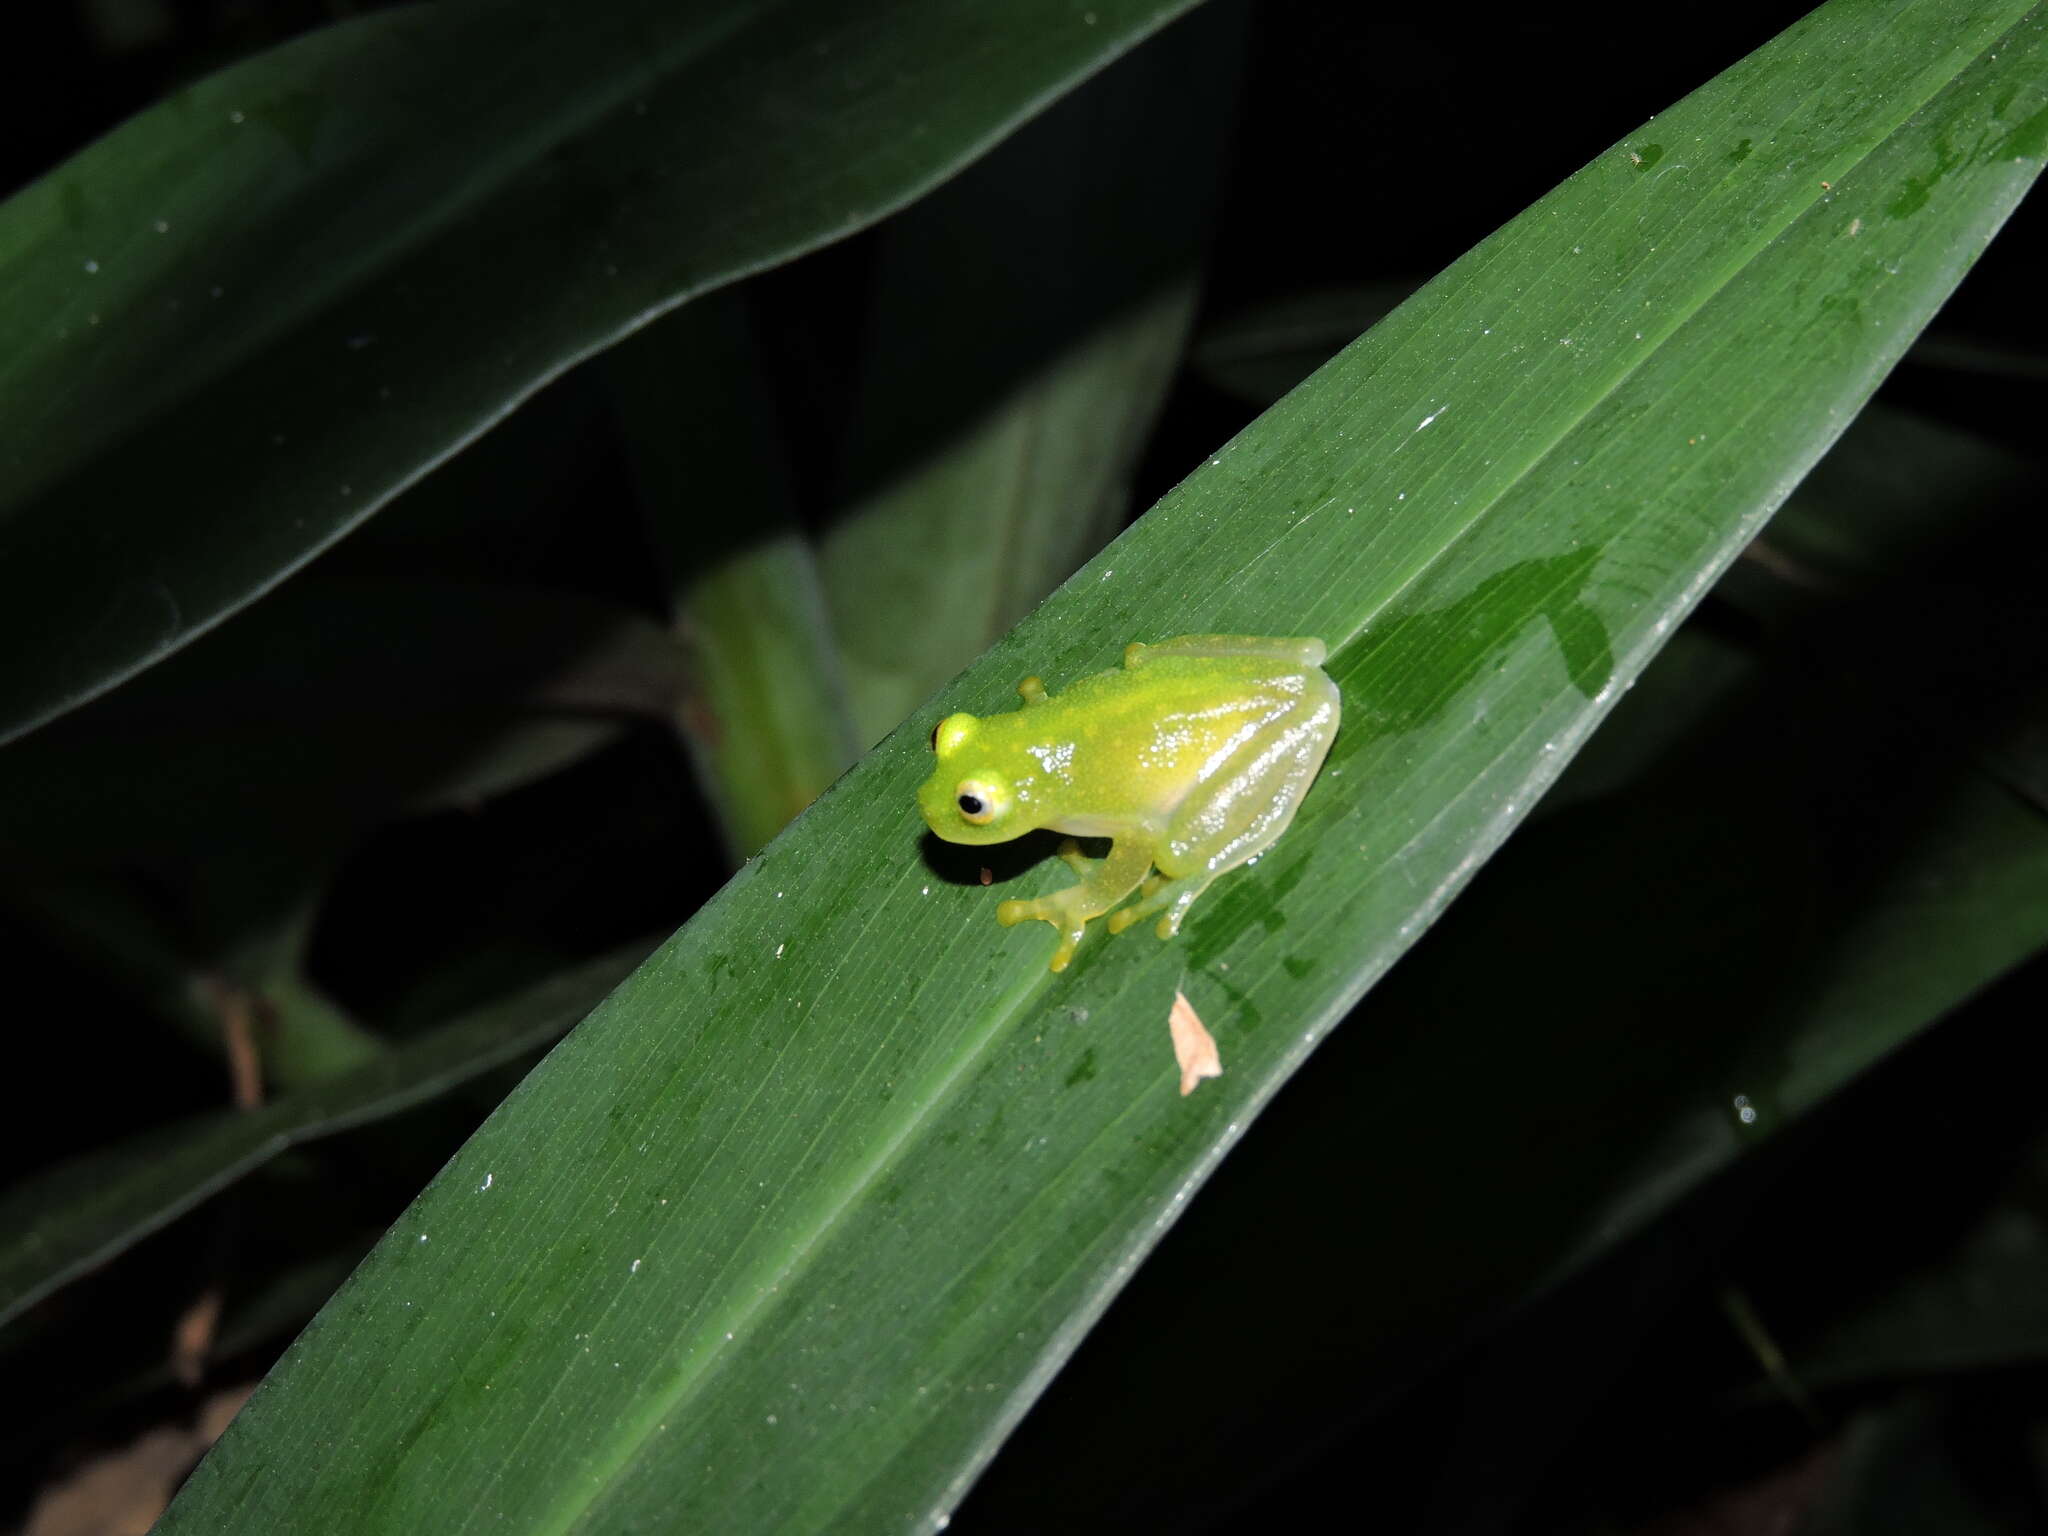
[{"left": 918, "top": 635, "right": 1340, "bottom": 972}]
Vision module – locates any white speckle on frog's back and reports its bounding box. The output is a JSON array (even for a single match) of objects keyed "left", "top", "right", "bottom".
[
  {"left": 1135, "top": 718, "right": 1197, "bottom": 773},
  {"left": 1190, "top": 705, "right": 1291, "bottom": 787},
  {"left": 1024, "top": 739, "right": 1076, "bottom": 782}
]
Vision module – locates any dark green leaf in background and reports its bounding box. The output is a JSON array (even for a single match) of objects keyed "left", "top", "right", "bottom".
[
  {"left": 0, "top": 0, "right": 1205, "bottom": 745},
  {"left": 819, "top": 6, "right": 1241, "bottom": 745},
  {"left": 0, "top": 943, "right": 650, "bottom": 1334},
  {"left": 608, "top": 292, "right": 860, "bottom": 861},
  {"left": 0, "top": 582, "right": 679, "bottom": 868}
]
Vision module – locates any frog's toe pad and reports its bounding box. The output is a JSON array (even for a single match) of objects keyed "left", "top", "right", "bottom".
[
  {"left": 995, "top": 898, "right": 1038, "bottom": 928},
  {"left": 1104, "top": 906, "right": 1143, "bottom": 935}
]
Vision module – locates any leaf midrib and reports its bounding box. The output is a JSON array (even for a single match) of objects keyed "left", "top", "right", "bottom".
[{"left": 517, "top": 953, "right": 1058, "bottom": 1536}]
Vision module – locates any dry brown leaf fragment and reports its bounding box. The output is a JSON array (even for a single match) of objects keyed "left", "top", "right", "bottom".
[
  {"left": 1168, "top": 991, "right": 1221, "bottom": 1096},
  {"left": 171, "top": 1287, "right": 225, "bottom": 1387},
  {"left": 23, "top": 1382, "right": 255, "bottom": 1536}
]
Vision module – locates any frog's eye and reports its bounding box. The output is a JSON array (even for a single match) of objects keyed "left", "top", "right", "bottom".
[{"left": 954, "top": 779, "right": 999, "bottom": 825}]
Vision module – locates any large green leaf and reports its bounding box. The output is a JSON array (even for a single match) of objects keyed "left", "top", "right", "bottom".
[
  {"left": 0, "top": 0, "right": 1206, "bottom": 746},
  {"left": 160, "top": 1, "right": 2047, "bottom": 1530},
  {"left": 962, "top": 632, "right": 2048, "bottom": 1525}
]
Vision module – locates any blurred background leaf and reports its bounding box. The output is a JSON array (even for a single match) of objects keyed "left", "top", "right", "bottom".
[
  {"left": 0, "top": 942, "right": 651, "bottom": 1332},
  {"left": 0, "top": 0, "right": 1206, "bottom": 744},
  {"left": 606, "top": 292, "right": 860, "bottom": 861},
  {"left": 817, "top": 6, "right": 1241, "bottom": 745}
]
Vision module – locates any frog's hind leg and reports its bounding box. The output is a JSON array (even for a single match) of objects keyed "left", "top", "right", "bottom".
[
  {"left": 1106, "top": 871, "right": 1216, "bottom": 939},
  {"left": 1124, "top": 635, "right": 1327, "bottom": 670},
  {"left": 1133, "top": 682, "right": 1340, "bottom": 943}
]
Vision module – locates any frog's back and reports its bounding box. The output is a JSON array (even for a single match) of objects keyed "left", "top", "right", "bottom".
[
  {"left": 1062, "top": 650, "right": 1321, "bottom": 712},
  {"left": 989, "top": 642, "right": 1336, "bottom": 830}
]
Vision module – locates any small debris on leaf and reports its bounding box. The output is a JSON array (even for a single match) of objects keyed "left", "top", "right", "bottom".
[{"left": 1168, "top": 991, "right": 1221, "bottom": 1096}]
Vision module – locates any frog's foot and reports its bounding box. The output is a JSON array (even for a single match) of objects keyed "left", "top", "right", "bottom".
[
  {"left": 996, "top": 893, "right": 1091, "bottom": 972},
  {"left": 1103, "top": 870, "right": 1170, "bottom": 930},
  {"left": 1105, "top": 872, "right": 1216, "bottom": 940}
]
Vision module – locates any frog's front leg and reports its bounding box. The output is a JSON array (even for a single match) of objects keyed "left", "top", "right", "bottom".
[{"left": 997, "top": 835, "right": 1154, "bottom": 972}]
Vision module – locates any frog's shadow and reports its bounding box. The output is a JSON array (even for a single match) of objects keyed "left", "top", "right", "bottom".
[{"left": 918, "top": 830, "right": 1110, "bottom": 889}]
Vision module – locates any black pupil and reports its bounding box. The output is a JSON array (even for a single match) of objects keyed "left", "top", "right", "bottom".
[{"left": 957, "top": 793, "right": 985, "bottom": 816}]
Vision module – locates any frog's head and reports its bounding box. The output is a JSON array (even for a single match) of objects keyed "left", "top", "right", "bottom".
[{"left": 919, "top": 712, "right": 1027, "bottom": 845}]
